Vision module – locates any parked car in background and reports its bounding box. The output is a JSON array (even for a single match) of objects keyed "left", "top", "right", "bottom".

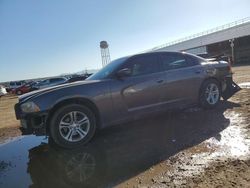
[
  {"left": 14, "top": 52, "right": 241, "bottom": 148},
  {"left": 32, "top": 77, "right": 67, "bottom": 90},
  {"left": 7, "top": 81, "right": 26, "bottom": 92},
  {"left": 0, "top": 85, "right": 7, "bottom": 96},
  {"left": 67, "top": 75, "right": 88, "bottom": 83},
  {"left": 14, "top": 81, "right": 38, "bottom": 95}
]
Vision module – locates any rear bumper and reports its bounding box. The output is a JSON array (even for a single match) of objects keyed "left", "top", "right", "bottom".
[{"left": 222, "top": 76, "right": 241, "bottom": 100}]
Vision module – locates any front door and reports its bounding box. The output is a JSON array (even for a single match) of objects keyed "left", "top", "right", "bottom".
[{"left": 110, "top": 54, "right": 164, "bottom": 120}]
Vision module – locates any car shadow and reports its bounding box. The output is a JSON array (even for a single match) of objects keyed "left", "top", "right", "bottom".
[{"left": 26, "top": 101, "right": 239, "bottom": 188}]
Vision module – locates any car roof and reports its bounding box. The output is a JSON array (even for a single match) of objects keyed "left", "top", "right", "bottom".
[
  {"left": 126, "top": 51, "right": 206, "bottom": 61},
  {"left": 110, "top": 51, "right": 195, "bottom": 64},
  {"left": 124, "top": 51, "right": 186, "bottom": 59}
]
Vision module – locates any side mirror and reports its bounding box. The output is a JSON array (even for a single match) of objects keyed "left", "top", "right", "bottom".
[{"left": 116, "top": 68, "right": 131, "bottom": 78}]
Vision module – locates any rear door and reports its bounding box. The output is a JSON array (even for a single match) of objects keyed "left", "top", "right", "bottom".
[
  {"left": 159, "top": 53, "right": 204, "bottom": 108},
  {"left": 110, "top": 54, "right": 165, "bottom": 120}
]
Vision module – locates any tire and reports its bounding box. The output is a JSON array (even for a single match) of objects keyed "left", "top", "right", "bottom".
[
  {"left": 199, "top": 79, "right": 221, "bottom": 109},
  {"left": 50, "top": 104, "right": 96, "bottom": 149},
  {"left": 16, "top": 90, "right": 22, "bottom": 95}
]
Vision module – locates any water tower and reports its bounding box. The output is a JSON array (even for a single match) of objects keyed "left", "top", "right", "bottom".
[{"left": 100, "top": 41, "right": 111, "bottom": 67}]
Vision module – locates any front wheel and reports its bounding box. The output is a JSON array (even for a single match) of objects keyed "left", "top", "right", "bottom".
[
  {"left": 199, "top": 79, "right": 221, "bottom": 109},
  {"left": 50, "top": 104, "right": 96, "bottom": 149}
]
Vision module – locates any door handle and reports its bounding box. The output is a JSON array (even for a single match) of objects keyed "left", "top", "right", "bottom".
[{"left": 156, "top": 80, "right": 164, "bottom": 83}]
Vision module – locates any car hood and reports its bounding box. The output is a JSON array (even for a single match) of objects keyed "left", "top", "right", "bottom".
[{"left": 18, "top": 80, "right": 101, "bottom": 103}]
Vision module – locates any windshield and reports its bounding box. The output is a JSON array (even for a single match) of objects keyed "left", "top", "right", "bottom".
[{"left": 87, "top": 57, "right": 128, "bottom": 80}]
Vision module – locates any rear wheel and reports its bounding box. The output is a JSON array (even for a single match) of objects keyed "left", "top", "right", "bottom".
[
  {"left": 50, "top": 104, "right": 96, "bottom": 149},
  {"left": 199, "top": 79, "right": 221, "bottom": 109}
]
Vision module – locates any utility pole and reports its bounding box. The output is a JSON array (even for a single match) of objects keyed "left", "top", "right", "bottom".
[{"left": 229, "top": 39, "right": 235, "bottom": 65}]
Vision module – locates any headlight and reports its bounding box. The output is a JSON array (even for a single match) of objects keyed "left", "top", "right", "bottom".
[{"left": 20, "top": 101, "right": 40, "bottom": 113}]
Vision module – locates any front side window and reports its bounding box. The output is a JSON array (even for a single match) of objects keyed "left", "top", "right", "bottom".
[
  {"left": 161, "top": 53, "right": 190, "bottom": 71},
  {"left": 124, "top": 55, "right": 159, "bottom": 77}
]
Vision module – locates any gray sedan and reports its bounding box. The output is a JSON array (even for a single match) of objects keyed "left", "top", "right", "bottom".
[{"left": 14, "top": 52, "right": 240, "bottom": 148}]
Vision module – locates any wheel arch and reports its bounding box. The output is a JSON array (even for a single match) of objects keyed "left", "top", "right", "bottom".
[
  {"left": 199, "top": 77, "right": 222, "bottom": 95},
  {"left": 46, "top": 97, "right": 101, "bottom": 134}
]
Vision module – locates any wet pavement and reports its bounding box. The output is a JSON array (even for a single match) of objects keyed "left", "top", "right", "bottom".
[{"left": 1, "top": 98, "right": 249, "bottom": 188}]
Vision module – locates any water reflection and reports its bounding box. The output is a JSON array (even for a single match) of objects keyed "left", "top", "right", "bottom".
[{"left": 0, "top": 102, "right": 239, "bottom": 188}]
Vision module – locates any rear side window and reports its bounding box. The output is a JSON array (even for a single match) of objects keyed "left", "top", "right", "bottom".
[
  {"left": 160, "top": 53, "right": 190, "bottom": 71},
  {"left": 125, "top": 55, "right": 159, "bottom": 77},
  {"left": 184, "top": 54, "right": 201, "bottom": 66}
]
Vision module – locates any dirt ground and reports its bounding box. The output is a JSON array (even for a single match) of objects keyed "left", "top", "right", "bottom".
[
  {"left": 118, "top": 88, "right": 250, "bottom": 188},
  {"left": 0, "top": 65, "right": 250, "bottom": 188},
  {"left": 0, "top": 95, "right": 20, "bottom": 143}
]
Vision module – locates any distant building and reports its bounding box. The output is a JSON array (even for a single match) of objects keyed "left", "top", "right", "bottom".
[{"left": 149, "top": 17, "right": 250, "bottom": 65}]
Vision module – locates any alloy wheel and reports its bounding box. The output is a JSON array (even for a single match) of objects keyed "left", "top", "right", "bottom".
[
  {"left": 59, "top": 111, "right": 90, "bottom": 142},
  {"left": 205, "top": 83, "right": 219, "bottom": 105}
]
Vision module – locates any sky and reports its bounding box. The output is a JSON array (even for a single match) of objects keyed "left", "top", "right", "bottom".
[{"left": 0, "top": 0, "right": 250, "bottom": 82}]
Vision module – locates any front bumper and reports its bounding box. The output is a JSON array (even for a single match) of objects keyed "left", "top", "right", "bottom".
[
  {"left": 19, "top": 115, "right": 48, "bottom": 136},
  {"left": 15, "top": 103, "right": 48, "bottom": 136}
]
